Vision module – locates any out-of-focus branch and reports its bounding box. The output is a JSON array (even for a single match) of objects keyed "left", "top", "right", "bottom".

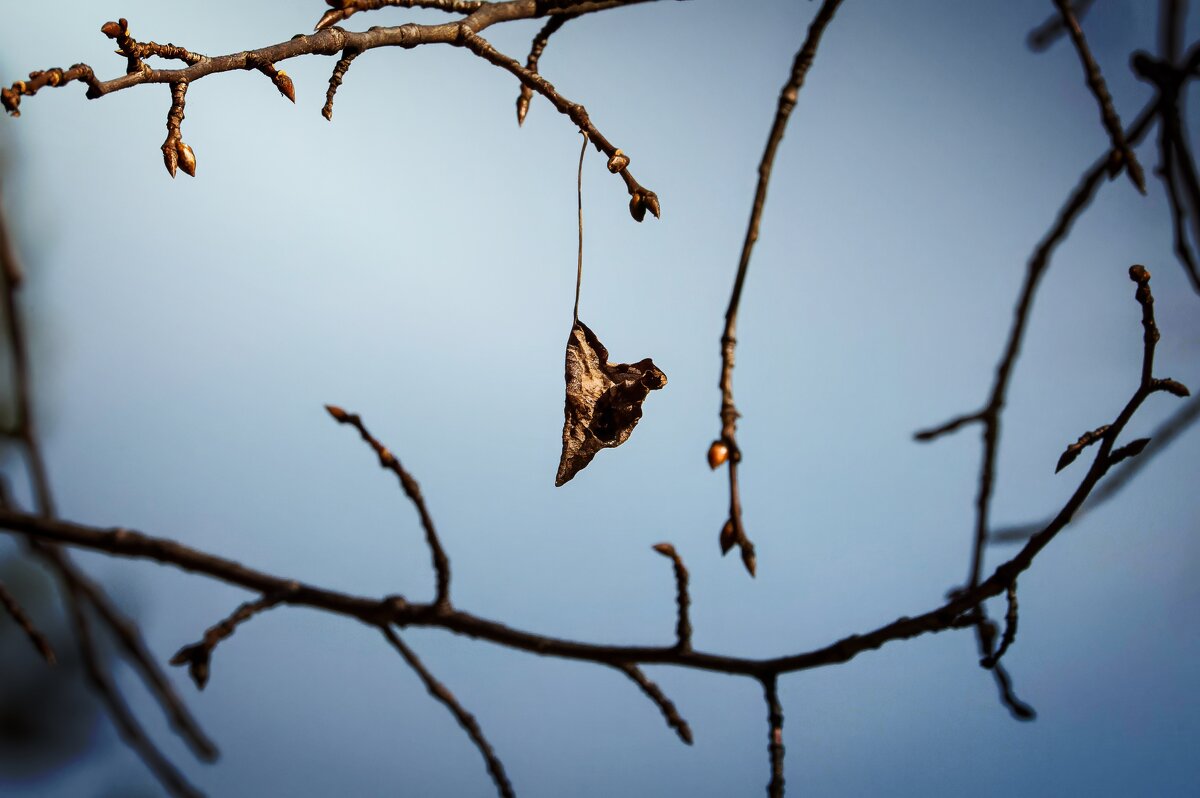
[
  {"left": 170, "top": 589, "right": 296, "bottom": 690},
  {"left": 1050, "top": 0, "right": 1146, "bottom": 193},
  {"left": 0, "top": 578, "right": 56, "bottom": 663},
  {"left": 515, "top": 13, "right": 575, "bottom": 126},
  {"left": 380, "top": 625, "right": 514, "bottom": 798},
  {"left": 713, "top": 0, "right": 846, "bottom": 577},
  {"left": 1028, "top": 0, "right": 1097, "bottom": 51}
]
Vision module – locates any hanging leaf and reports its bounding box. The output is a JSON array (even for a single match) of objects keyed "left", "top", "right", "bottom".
[{"left": 555, "top": 320, "right": 666, "bottom": 486}]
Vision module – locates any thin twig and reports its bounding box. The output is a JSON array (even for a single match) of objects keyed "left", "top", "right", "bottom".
[
  {"left": 651, "top": 543, "right": 691, "bottom": 649},
  {"left": 326, "top": 405, "right": 452, "bottom": 608},
  {"left": 0, "top": 578, "right": 56, "bottom": 663},
  {"left": 762, "top": 675, "right": 785, "bottom": 798},
  {"left": 610, "top": 662, "right": 693, "bottom": 744},
  {"left": 62, "top": 579, "right": 204, "bottom": 798},
  {"left": 380, "top": 625, "right": 514, "bottom": 798},
  {"left": 1028, "top": 0, "right": 1097, "bottom": 52},
  {"left": 171, "top": 588, "right": 296, "bottom": 690},
  {"left": 516, "top": 14, "right": 574, "bottom": 125},
  {"left": 715, "top": 0, "right": 846, "bottom": 577},
  {"left": 322, "top": 48, "right": 361, "bottom": 121}
]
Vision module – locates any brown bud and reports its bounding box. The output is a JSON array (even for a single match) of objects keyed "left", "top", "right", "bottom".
[
  {"left": 324, "top": 404, "right": 349, "bottom": 422},
  {"left": 274, "top": 70, "right": 296, "bottom": 103},
  {"left": 629, "top": 191, "right": 646, "bottom": 222},
  {"left": 607, "top": 150, "right": 629, "bottom": 173},
  {"left": 652, "top": 542, "right": 677, "bottom": 557},
  {"left": 741, "top": 547, "right": 757, "bottom": 578},
  {"left": 1128, "top": 264, "right": 1150, "bottom": 283},
  {"left": 719, "top": 520, "right": 736, "bottom": 555},
  {"left": 642, "top": 191, "right": 661, "bottom": 219},
  {"left": 707, "top": 440, "right": 729, "bottom": 470},
  {"left": 316, "top": 9, "right": 345, "bottom": 30},
  {"left": 516, "top": 94, "right": 530, "bottom": 126},
  {"left": 162, "top": 140, "right": 178, "bottom": 178},
  {"left": 1153, "top": 378, "right": 1191, "bottom": 397},
  {"left": 1, "top": 87, "right": 20, "bottom": 117},
  {"left": 176, "top": 141, "right": 197, "bottom": 177},
  {"left": 101, "top": 21, "right": 123, "bottom": 38}
]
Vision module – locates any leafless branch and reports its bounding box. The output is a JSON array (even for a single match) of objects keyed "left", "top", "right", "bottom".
[
  {"left": 0, "top": 578, "right": 56, "bottom": 664},
  {"left": 325, "top": 405, "right": 452, "bottom": 608},
  {"left": 171, "top": 588, "right": 296, "bottom": 690},
  {"left": 714, "top": 0, "right": 846, "bottom": 576},
  {"left": 380, "top": 624, "right": 514, "bottom": 798},
  {"left": 651, "top": 543, "right": 691, "bottom": 650},
  {"left": 1028, "top": 0, "right": 1097, "bottom": 51},
  {"left": 610, "top": 662, "right": 693, "bottom": 744}
]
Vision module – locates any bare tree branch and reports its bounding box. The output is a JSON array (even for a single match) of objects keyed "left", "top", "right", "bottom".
[
  {"left": 380, "top": 624, "right": 514, "bottom": 798},
  {"left": 714, "top": 0, "right": 846, "bottom": 577}
]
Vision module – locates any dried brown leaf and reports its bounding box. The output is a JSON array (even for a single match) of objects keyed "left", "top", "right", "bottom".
[{"left": 555, "top": 320, "right": 666, "bottom": 486}]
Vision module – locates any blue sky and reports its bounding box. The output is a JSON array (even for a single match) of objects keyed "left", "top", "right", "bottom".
[{"left": 0, "top": 1, "right": 1198, "bottom": 796}]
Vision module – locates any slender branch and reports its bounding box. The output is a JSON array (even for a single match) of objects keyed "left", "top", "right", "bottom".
[
  {"left": 0, "top": 578, "right": 56, "bottom": 663},
  {"left": 913, "top": 410, "right": 985, "bottom": 442},
  {"left": 1, "top": 1, "right": 665, "bottom": 217},
  {"left": 380, "top": 625, "right": 514, "bottom": 798},
  {"left": 62, "top": 578, "right": 204, "bottom": 798},
  {"left": 516, "top": 14, "right": 574, "bottom": 125},
  {"left": 611, "top": 662, "right": 693, "bottom": 744},
  {"left": 715, "top": 0, "right": 846, "bottom": 576},
  {"left": 326, "top": 405, "right": 452, "bottom": 608},
  {"left": 171, "top": 589, "right": 296, "bottom": 690},
  {"left": 651, "top": 543, "right": 691, "bottom": 650},
  {"left": 322, "top": 49, "right": 361, "bottom": 121},
  {"left": 1028, "top": 0, "right": 1097, "bottom": 52},
  {"left": 980, "top": 581, "right": 1019, "bottom": 668},
  {"left": 0, "top": 187, "right": 218, "bottom": 768},
  {"left": 762, "top": 675, "right": 785, "bottom": 798},
  {"left": 1050, "top": 0, "right": 1146, "bottom": 193}
]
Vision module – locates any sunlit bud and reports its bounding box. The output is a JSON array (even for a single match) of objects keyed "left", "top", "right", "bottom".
[
  {"left": 607, "top": 150, "right": 629, "bottom": 173},
  {"left": 176, "top": 141, "right": 197, "bottom": 177},
  {"left": 707, "top": 440, "right": 729, "bottom": 469}
]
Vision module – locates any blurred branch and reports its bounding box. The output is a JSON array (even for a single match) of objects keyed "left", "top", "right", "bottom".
[
  {"left": 1028, "top": 0, "right": 1096, "bottom": 51},
  {"left": 1050, "top": 0, "right": 1146, "bottom": 192},
  {"left": 0, "top": 577, "right": 56, "bottom": 663}
]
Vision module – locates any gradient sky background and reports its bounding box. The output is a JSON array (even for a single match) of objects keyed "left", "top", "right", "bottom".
[{"left": 0, "top": 1, "right": 1198, "bottom": 796}]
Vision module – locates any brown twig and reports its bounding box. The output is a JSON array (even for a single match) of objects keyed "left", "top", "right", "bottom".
[
  {"left": 1028, "top": 0, "right": 1097, "bottom": 52},
  {"left": 714, "top": 0, "right": 845, "bottom": 576},
  {"left": 326, "top": 405, "right": 452, "bottom": 608},
  {"left": 763, "top": 675, "right": 785, "bottom": 798},
  {"left": 0, "top": 578, "right": 56, "bottom": 663},
  {"left": 62, "top": 578, "right": 204, "bottom": 798},
  {"left": 610, "top": 662, "right": 693, "bottom": 744},
  {"left": 380, "top": 624, "right": 514, "bottom": 798},
  {"left": 1050, "top": 0, "right": 1146, "bottom": 193},
  {"left": 0, "top": 187, "right": 217, "bottom": 772},
  {"left": 997, "top": 394, "right": 1199, "bottom": 544},
  {"left": 322, "top": 48, "right": 361, "bottom": 120},
  {"left": 2, "top": 1, "right": 664, "bottom": 218},
  {"left": 651, "top": 543, "right": 691, "bottom": 649},
  {"left": 980, "top": 581, "right": 1019, "bottom": 668},
  {"left": 516, "top": 14, "right": 575, "bottom": 126},
  {"left": 171, "top": 588, "right": 297, "bottom": 690},
  {"left": 316, "top": 0, "right": 488, "bottom": 31}
]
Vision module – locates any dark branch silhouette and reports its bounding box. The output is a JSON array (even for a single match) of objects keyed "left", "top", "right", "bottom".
[{"left": 0, "top": 2, "right": 1197, "bottom": 795}]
